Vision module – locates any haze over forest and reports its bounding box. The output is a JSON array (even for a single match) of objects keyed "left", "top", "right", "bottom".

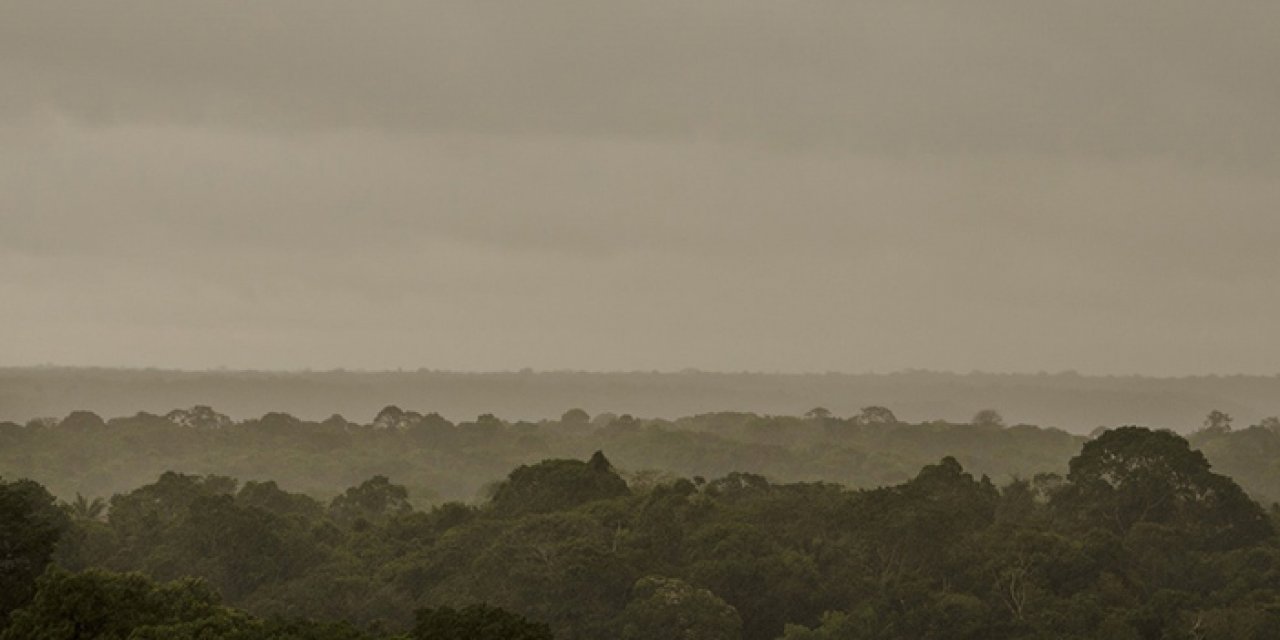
[{"left": 3, "top": 367, "right": 1280, "bottom": 434}]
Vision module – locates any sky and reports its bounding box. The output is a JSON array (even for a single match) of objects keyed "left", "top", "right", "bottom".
[{"left": 2, "top": 1, "right": 1278, "bottom": 375}]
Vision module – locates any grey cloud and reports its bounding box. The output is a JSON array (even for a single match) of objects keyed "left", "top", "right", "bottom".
[
  {"left": 2, "top": 2, "right": 1278, "bottom": 163},
  {"left": 2, "top": 3, "right": 1279, "bottom": 375},
  {"left": 3, "top": 121, "right": 1278, "bottom": 374}
]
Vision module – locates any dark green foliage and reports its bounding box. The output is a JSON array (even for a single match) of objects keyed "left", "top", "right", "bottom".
[
  {"left": 129, "top": 616, "right": 380, "bottom": 640},
  {"left": 972, "top": 409, "right": 1006, "bottom": 428},
  {"left": 105, "top": 471, "right": 238, "bottom": 556},
  {"left": 0, "top": 569, "right": 230, "bottom": 640},
  {"left": 490, "top": 452, "right": 629, "bottom": 516},
  {"left": 62, "top": 494, "right": 106, "bottom": 522},
  {"left": 1, "top": 569, "right": 386, "bottom": 640},
  {"left": 616, "top": 576, "right": 741, "bottom": 640},
  {"left": 57, "top": 411, "right": 106, "bottom": 431},
  {"left": 1054, "top": 427, "right": 1272, "bottom": 549},
  {"left": 174, "top": 494, "right": 301, "bottom": 599},
  {"left": 413, "top": 604, "right": 552, "bottom": 640},
  {"left": 560, "top": 409, "right": 590, "bottom": 426},
  {"left": 165, "top": 406, "right": 233, "bottom": 430},
  {"left": 237, "top": 480, "right": 326, "bottom": 520},
  {"left": 854, "top": 406, "right": 898, "bottom": 426},
  {"left": 329, "top": 476, "right": 413, "bottom": 527},
  {"left": 0, "top": 477, "right": 70, "bottom": 624},
  {"left": 8, "top": 412, "right": 1280, "bottom": 639}
]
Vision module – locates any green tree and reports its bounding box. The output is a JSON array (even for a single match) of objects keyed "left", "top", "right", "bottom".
[
  {"left": 1203, "top": 410, "right": 1234, "bottom": 433},
  {"left": 236, "top": 481, "right": 325, "bottom": 520},
  {"left": 0, "top": 477, "right": 70, "bottom": 623},
  {"left": 329, "top": 476, "right": 413, "bottom": 527},
  {"left": 465, "top": 511, "right": 634, "bottom": 637},
  {"left": 1053, "top": 426, "right": 1272, "bottom": 549},
  {"left": 174, "top": 494, "right": 304, "bottom": 600},
  {"left": 617, "top": 576, "right": 742, "bottom": 640},
  {"left": 104, "top": 472, "right": 237, "bottom": 567},
  {"left": 855, "top": 406, "right": 899, "bottom": 426},
  {"left": 373, "top": 405, "right": 416, "bottom": 431},
  {"left": 685, "top": 522, "right": 822, "bottom": 640},
  {"left": 2, "top": 569, "right": 380, "bottom": 640},
  {"left": 490, "top": 452, "right": 629, "bottom": 516},
  {"left": 561, "top": 409, "right": 591, "bottom": 426},
  {"left": 805, "top": 408, "right": 833, "bottom": 421},
  {"left": 62, "top": 493, "right": 106, "bottom": 522},
  {"left": 972, "top": 410, "right": 1005, "bottom": 428},
  {"left": 780, "top": 611, "right": 861, "bottom": 640},
  {"left": 164, "top": 405, "right": 233, "bottom": 430},
  {"left": 0, "top": 569, "right": 228, "bottom": 640},
  {"left": 58, "top": 411, "right": 106, "bottom": 431},
  {"left": 412, "top": 604, "right": 552, "bottom": 640}
]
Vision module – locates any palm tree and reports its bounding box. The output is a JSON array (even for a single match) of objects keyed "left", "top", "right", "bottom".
[{"left": 62, "top": 493, "right": 106, "bottom": 521}]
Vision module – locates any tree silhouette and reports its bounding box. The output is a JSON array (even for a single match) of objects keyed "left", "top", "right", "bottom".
[
  {"left": 856, "top": 406, "right": 899, "bottom": 425},
  {"left": 0, "top": 478, "right": 70, "bottom": 623},
  {"left": 1202, "top": 409, "right": 1233, "bottom": 433},
  {"left": 413, "top": 604, "right": 552, "bottom": 640},
  {"left": 972, "top": 409, "right": 1006, "bottom": 428},
  {"left": 63, "top": 493, "right": 106, "bottom": 521}
]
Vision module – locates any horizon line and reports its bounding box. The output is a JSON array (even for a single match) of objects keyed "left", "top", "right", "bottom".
[{"left": 2, "top": 364, "right": 1278, "bottom": 380}]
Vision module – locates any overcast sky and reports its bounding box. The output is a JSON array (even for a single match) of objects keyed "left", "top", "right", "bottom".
[{"left": 2, "top": 2, "right": 1278, "bottom": 375}]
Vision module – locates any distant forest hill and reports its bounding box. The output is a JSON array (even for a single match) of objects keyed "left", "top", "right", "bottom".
[{"left": 3, "top": 367, "right": 1280, "bottom": 434}]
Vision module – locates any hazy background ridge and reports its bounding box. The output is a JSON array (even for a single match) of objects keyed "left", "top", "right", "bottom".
[{"left": 4, "top": 367, "right": 1278, "bottom": 433}]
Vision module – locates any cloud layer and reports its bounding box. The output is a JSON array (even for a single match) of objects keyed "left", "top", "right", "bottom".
[{"left": 2, "top": 2, "right": 1278, "bottom": 374}]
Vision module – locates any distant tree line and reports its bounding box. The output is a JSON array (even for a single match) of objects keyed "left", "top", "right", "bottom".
[
  {"left": 5, "top": 425, "right": 1280, "bottom": 638},
  {"left": 5, "top": 405, "right": 1280, "bottom": 508}
]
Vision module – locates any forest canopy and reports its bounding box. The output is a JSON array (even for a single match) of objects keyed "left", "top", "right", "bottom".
[
  {"left": 5, "top": 405, "right": 1280, "bottom": 507},
  {"left": 5, "top": 416, "right": 1280, "bottom": 639}
]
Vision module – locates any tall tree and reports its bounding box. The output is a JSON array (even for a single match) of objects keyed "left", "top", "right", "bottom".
[
  {"left": 1203, "top": 410, "right": 1234, "bottom": 433},
  {"left": 329, "top": 476, "right": 413, "bottom": 528},
  {"left": 0, "top": 477, "right": 70, "bottom": 624},
  {"left": 617, "top": 576, "right": 742, "bottom": 640},
  {"left": 62, "top": 493, "right": 105, "bottom": 522},
  {"left": 490, "top": 453, "right": 629, "bottom": 516},
  {"left": 856, "top": 406, "right": 899, "bottom": 426},
  {"left": 1053, "top": 426, "right": 1272, "bottom": 549},
  {"left": 1, "top": 569, "right": 228, "bottom": 640},
  {"left": 972, "top": 410, "right": 1006, "bottom": 428},
  {"left": 413, "top": 604, "right": 552, "bottom": 640}
]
